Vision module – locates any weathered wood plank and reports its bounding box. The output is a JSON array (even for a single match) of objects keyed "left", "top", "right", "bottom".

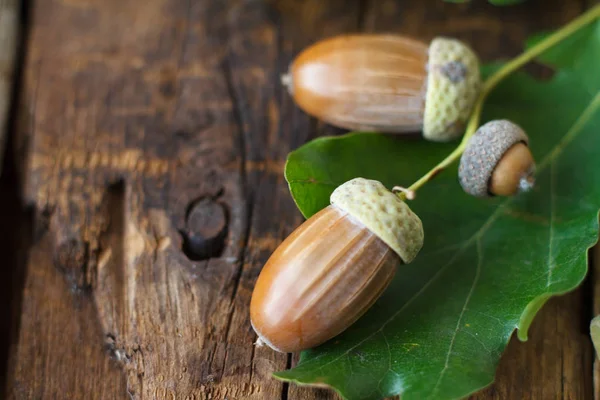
[
  {"left": 363, "top": 0, "right": 586, "bottom": 59},
  {"left": 7, "top": 0, "right": 264, "bottom": 397},
  {"left": 593, "top": 243, "right": 600, "bottom": 400},
  {"left": 0, "top": 0, "right": 19, "bottom": 173},
  {"left": 5, "top": 0, "right": 595, "bottom": 399},
  {"left": 473, "top": 290, "right": 593, "bottom": 399},
  {"left": 6, "top": 0, "right": 361, "bottom": 398}
]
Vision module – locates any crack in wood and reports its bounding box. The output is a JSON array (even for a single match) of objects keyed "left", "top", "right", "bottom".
[{"left": 218, "top": 53, "right": 257, "bottom": 388}]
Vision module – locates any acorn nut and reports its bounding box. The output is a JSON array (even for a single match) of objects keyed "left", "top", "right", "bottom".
[
  {"left": 459, "top": 120, "right": 536, "bottom": 197},
  {"left": 250, "top": 178, "right": 424, "bottom": 353},
  {"left": 282, "top": 34, "right": 481, "bottom": 142}
]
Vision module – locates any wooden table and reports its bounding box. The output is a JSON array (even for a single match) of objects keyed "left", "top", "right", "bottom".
[{"left": 0, "top": 0, "right": 597, "bottom": 398}]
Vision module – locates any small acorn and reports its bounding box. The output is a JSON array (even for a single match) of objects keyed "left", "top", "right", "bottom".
[
  {"left": 282, "top": 34, "right": 481, "bottom": 142},
  {"left": 459, "top": 120, "right": 536, "bottom": 197},
  {"left": 250, "top": 178, "right": 424, "bottom": 353}
]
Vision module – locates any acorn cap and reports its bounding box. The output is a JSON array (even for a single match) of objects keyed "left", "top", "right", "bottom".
[
  {"left": 458, "top": 120, "right": 529, "bottom": 197},
  {"left": 330, "top": 178, "right": 424, "bottom": 263},
  {"left": 423, "top": 37, "right": 481, "bottom": 142}
]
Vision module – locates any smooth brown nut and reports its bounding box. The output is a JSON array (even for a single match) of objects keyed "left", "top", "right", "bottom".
[
  {"left": 250, "top": 178, "right": 424, "bottom": 353},
  {"left": 282, "top": 34, "right": 481, "bottom": 141},
  {"left": 459, "top": 120, "right": 536, "bottom": 197},
  {"left": 490, "top": 143, "right": 535, "bottom": 196}
]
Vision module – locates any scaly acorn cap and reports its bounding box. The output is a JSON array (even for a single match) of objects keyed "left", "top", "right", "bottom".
[
  {"left": 423, "top": 37, "right": 481, "bottom": 142},
  {"left": 458, "top": 119, "right": 530, "bottom": 197},
  {"left": 330, "top": 178, "right": 424, "bottom": 263}
]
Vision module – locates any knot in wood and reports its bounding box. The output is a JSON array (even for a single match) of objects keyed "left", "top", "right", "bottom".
[{"left": 181, "top": 198, "right": 227, "bottom": 261}]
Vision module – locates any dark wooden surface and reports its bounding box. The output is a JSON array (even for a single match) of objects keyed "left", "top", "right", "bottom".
[{"left": 0, "top": 0, "right": 597, "bottom": 399}]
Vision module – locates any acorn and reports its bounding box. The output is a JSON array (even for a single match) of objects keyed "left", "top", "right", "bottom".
[
  {"left": 458, "top": 120, "right": 536, "bottom": 197},
  {"left": 281, "top": 34, "right": 481, "bottom": 142},
  {"left": 250, "top": 178, "right": 424, "bottom": 353}
]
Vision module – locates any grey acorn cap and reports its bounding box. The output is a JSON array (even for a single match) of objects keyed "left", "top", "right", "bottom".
[{"left": 458, "top": 120, "right": 529, "bottom": 197}]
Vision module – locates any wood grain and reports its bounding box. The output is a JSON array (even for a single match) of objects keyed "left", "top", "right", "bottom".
[
  {"left": 3, "top": 0, "right": 596, "bottom": 399},
  {"left": 5, "top": 0, "right": 360, "bottom": 398},
  {"left": 473, "top": 290, "right": 593, "bottom": 400},
  {"left": 593, "top": 242, "right": 600, "bottom": 400}
]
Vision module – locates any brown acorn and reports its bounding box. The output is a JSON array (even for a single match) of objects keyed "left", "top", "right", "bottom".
[
  {"left": 250, "top": 178, "right": 424, "bottom": 353},
  {"left": 459, "top": 119, "right": 536, "bottom": 197},
  {"left": 282, "top": 34, "right": 481, "bottom": 142}
]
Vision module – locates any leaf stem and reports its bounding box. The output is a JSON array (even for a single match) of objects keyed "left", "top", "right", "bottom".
[{"left": 404, "top": 4, "right": 600, "bottom": 197}]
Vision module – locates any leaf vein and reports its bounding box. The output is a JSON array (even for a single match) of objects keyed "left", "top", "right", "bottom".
[
  {"left": 462, "top": 330, "right": 494, "bottom": 356},
  {"left": 377, "top": 331, "right": 393, "bottom": 392},
  {"left": 538, "top": 90, "right": 600, "bottom": 170},
  {"left": 310, "top": 243, "right": 473, "bottom": 372},
  {"left": 428, "top": 237, "right": 483, "bottom": 399}
]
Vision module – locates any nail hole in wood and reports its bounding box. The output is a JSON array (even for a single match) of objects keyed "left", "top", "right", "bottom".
[{"left": 180, "top": 196, "right": 228, "bottom": 261}]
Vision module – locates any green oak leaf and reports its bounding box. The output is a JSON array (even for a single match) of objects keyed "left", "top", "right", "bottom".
[{"left": 275, "top": 21, "right": 600, "bottom": 400}]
